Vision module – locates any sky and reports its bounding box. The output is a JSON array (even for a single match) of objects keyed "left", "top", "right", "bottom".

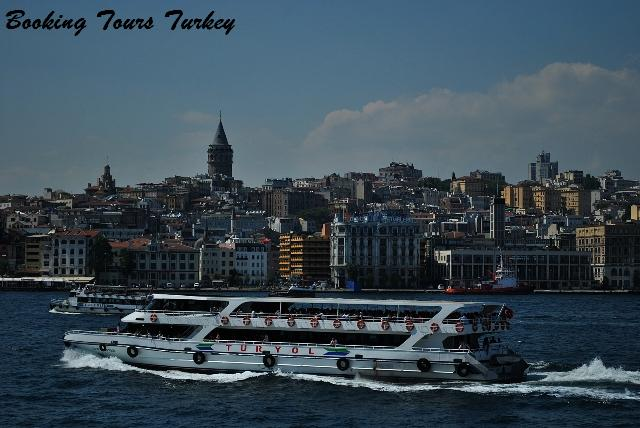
[{"left": 1, "top": 0, "right": 639, "bottom": 195}]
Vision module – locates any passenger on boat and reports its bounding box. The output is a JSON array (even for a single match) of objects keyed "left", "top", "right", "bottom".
[{"left": 330, "top": 338, "right": 337, "bottom": 347}]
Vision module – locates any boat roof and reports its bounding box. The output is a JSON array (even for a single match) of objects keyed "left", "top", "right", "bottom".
[{"left": 151, "top": 294, "right": 503, "bottom": 307}]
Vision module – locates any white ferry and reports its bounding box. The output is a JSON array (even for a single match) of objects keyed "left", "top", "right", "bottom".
[
  {"left": 63, "top": 294, "right": 528, "bottom": 382},
  {"left": 50, "top": 286, "right": 151, "bottom": 315}
]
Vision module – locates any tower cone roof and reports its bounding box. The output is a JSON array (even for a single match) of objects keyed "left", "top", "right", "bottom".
[{"left": 212, "top": 118, "right": 229, "bottom": 146}]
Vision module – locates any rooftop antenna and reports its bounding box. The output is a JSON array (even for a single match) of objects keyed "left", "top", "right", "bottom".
[{"left": 219, "top": 110, "right": 222, "bottom": 122}]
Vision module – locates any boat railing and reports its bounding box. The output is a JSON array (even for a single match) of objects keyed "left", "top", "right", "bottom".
[
  {"left": 136, "top": 309, "right": 220, "bottom": 317},
  {"left": 66, "top": 329, "right": 199, "bottom": 342},
  {"left": 441, "top": 316, "right": 504, "bottom": 325},
  {"left": 228, "top": 312, "right": 435, "bottom": 324}
]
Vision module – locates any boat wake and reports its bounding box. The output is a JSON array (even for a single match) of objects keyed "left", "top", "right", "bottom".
[
  {"left": 60, "top": 350, "right": 639, "bottom": 401},
  {"left": 49, "top": 309, "right": 83, "bottom": 315},
  {"left": 275, "top": 357, "right": 640, "bottom": 402},
  {"left": 60, "top": 349, "right": 265, "bottom": 383},
  {"left": 535, "top": 358, "right": 640, "bottom": 385}
]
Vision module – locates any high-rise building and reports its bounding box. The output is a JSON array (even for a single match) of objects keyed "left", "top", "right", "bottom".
[
  {"left": 207, "top": 116, "right": 234, "bottom": 178},
  {"left": 529, "top": 151, "right": 558, "bottom": 183}
]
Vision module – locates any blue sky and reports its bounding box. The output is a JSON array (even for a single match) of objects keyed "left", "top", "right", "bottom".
[{"left": 1, "top": 0, "right": 639, "bottom": 195}]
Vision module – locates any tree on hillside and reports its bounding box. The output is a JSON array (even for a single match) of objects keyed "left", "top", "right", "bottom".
[
  {"left": 582, "top": 174, "right": 600, "bottom": 190},
  {"left": 296, "top": 207, "right": 333, "bottom": 227},
  {"left": 419, "top": 177, "right": 450, "bottom": 192}
]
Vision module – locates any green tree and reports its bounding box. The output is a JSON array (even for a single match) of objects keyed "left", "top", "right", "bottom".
[
  {"left": 296, "top": 207, "right": 333, "bottom": 227},
  {"left": 582, "top": 174, "right": 600, "bottom": 190},
  {"left": 88, "top": 235, "right": 113, "bottom": 282},
  {"left": 119, "top": 249, "right": 135, "bottom": 278},
  {"left": 229, "top": 269, "right": 240, "bottom": 287},
  {"left": 0, "top": 258, "right": 9, "bottom": 275},
  {"left": 419, "top": 177, "right": 450, "bottom": 192}
]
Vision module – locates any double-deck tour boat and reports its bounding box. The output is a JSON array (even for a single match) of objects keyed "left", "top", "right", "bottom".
[
  {"left": 63, "top": 294, "right": 528, "bottom": 382},
  {"left": 50, "top": 286, "right": 151, "bottom": 315}
]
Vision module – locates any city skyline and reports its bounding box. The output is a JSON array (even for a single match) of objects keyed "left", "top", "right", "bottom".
[{"left": 2, "top": 0, "right": 640, "bottom": 195}]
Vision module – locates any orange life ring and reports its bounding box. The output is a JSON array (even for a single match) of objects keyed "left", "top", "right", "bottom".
[
  {"left": 310, "top": 317, "right": 319, "bottom": 328},
  {"left": 243, "top": 316, "right": 251, "bottom": 326},
  {"left": 505, "top": 308, "right": 514, "bottom": 319},
  {"left": 455, "top": 322, "right": 464, "bottom": 333},
  {"left": 430, "top": 322, "right": 439, "bottom": 333},
  {"left": 150, "top": 313, "right": 158, "bottom": 323},
  {"left": 333, "top": 319, "right": 342, "bottom": 329},
  {"left": 357, "top": 319, "right": 366, "bottom": 330},
  {"left": 287, "top": 317, "right": 296, "bottom": 327},
  {"left": 405, "top": 319, "right": 415, "bottom": 332},
  {"left": 221, "top": 316, "right": 229, "bottom": 325},
  {"left": 381, "top": 320, "right": 390, "bottom": 331},
  {"left": 265, "top": 317, "right": 273, "bottom": 327}
]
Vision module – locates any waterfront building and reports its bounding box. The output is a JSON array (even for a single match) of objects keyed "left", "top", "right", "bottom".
[
  {"left": 207, "top": 117, "right": 234, "bottom": 178},
  {"left": 330, "top": 211, "right": 420, "bottom": 289},
  {"left": 279, "top": 233, "right": 330, "bottom": 282},
  {"left": 24, "top": 234, "right": 52, "bottom": 275},
  {"left": 632, "top": 205, "right": 640, "bottom": 221},
  {"left": 197, "top": 241, "right": 235, "bottom": 283},
  {"left": 576, "top": 223, "right": 640, "bottom": 287},
  {"left": 51, "top": 229, "right": 100, "bottom": 276},
  {"left": 528, "top": 151, "right": 559, "bottom": 183},
  {"left": 230, "top": 238, "right": 269, "bottom": 286},
  {"left": 112, "top": 238, "right": 200, "bottom": 287},
  {"left": 434, "top": 247, "right": 592, "bottom": 289}
]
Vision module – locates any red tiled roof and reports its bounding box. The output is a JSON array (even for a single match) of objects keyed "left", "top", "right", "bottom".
[{"left": 55, "top": 229, "right": 100, "bottom": 238}]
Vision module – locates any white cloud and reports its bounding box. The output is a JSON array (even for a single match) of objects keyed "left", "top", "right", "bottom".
[{"left": 301, "top": 63, "right": 640, "bottom": 181}]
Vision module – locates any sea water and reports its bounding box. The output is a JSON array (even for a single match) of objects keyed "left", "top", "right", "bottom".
[{"left": 1, "top": 292, "right": 639, "bottom": 427}]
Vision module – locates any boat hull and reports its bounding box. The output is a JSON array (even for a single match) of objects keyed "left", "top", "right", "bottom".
[
  {"left": 63, "top": 332, "right": 528, "bottom": 383},
  {"left": 445, "top": 287, "right": 534, "bottom": 295}
]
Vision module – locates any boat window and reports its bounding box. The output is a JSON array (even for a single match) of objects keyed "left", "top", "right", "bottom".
[
  {"left": 146, "top": 299, "right": 228, "bottom": 312},
  {"left": 442, "top": 334, "right": 480, "bottom": 350},
  {"left": 123, "top": 323, "right": 200, "bottom": 339},
  {"left": 206, "top": 328, "right": 409, "bottom": 347},
  {"left": 279, "top": 303, "right": 441, "bottom": 322}
]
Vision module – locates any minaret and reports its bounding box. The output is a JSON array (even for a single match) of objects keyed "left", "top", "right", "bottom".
[{"left": 207, "top": 112, "right": 234, "bottom": 178}]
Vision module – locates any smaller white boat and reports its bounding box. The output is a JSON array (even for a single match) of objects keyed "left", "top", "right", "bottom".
[{"left": 50, "top": 286, "right": 150, "bottom": 315}]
